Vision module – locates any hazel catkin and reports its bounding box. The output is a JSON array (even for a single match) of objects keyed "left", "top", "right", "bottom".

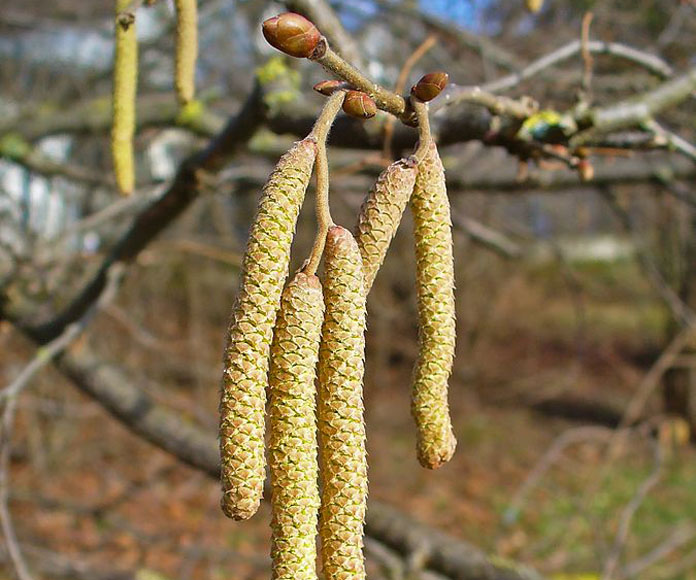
[
  {"left": 318, "top": 226, "right": 368, "bottom": 580},
  {"left": 220, "top": 138, "right": 317, "bottom": 521},
  {"left": 410, "top": 142, "right": 457, "bottom": 470},
  {"left": 174, "top": 0, "right": 198, "bottom": 105},
  {"left": 525, "top": 0, "right": 544, "bottom": 13},
  {"left": 355, "top": 158, "right": 417, "bottom": 294},
  {"left": 268, "top": 272, "right": 324, "bottom": 580},
  {"left": 112, "top": 0, "right": 138, "bottom": 195}
]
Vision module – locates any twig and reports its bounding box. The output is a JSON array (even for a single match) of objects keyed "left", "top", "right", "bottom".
[
  {"left": 601, "top": 439, "right": 665, "bottom": 580},
  {"left": 383, "top": 35, "right": 438, "bottom": 159},
  {"left": 0, "top": 264, "right": 124, "bottom": 580},
  {"left": 310, "top": 38, "right": 413, "bottom": 124},
  {"left": 580, "top": 12, "right": 594, "bottom": 98},
  {"left": 450, "top": 209, "right": 523, "bottom": 259},
  {"left": 576, "top": 68, "right": 696, "bottom": 142},
  {"left": 600, "top": 188, "right": 696, "bottom": 328},
  {"left": 474, "top": 40, "right": 674, "bottom": 96},
  {"left": 305, "top": 91, "right": 345, "bottom": 274},
  {"left": 643, "top": 119, "right": 696, "bottom": 163},
  {"left": 410, "top": 98, "right": 432, "bottom": 162},
  {"left": 436, "top": 86, "right": 538, "bottom": 120},
  {"left": 503, "top": 426, "right": 614, "bottom": 526},
  {"left": 623, "top": 522, "right": 696, "bottom": 578}
]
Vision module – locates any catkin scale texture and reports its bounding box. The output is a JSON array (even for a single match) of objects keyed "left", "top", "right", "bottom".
[
  {"left": 268, "top": 272, "right": 323, "bottom": 580},
  {"left": 112, "top": 0, "right": 137, "bottom": 195},
  {"left": 355, "top": 159, "right": 416, "bottom": 294},
  {"left": 318, "top": 226, "right": 368, "bottom": 580},
  {"left": 174, "top": 0, "right": 197, "bottom": 104},
  {"left": 220, "top": 139, "right": 317, "bottom": 521},
  {"left": 410, "top": 143, "right": 457, "bottom": 469}
]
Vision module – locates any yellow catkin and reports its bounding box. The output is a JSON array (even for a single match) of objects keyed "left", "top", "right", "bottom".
[
  {"left": 268, "top": 272, "right": 324, "bottom": 580},
  {"left": 355, "top": 158, "right": 417, "bottom": 294},
  {"left": 174, "top": 0, "right": 198, "bottom": 105},
  {"left": 525, "top": 0, "right": 544, "bottom": 13},
  {"left": 220, "top": 139, "right": 317, "bottom": 521},
  {"left": 410, "top": 142, "right": 457, "bottom": 470},
  {"left": 318, "top": 226, "right": 368, "bottom": 580},
  {"left": 112, "top": 0, "right": 137, "bottom": 196}
]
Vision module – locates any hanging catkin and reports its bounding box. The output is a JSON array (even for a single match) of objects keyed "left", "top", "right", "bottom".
[
  {"left": 410, "top": 142, "right": 457, "bottom": 470},
  {"left": 112, "top": 0, "right": 138, "bottom": 195},
  {"left": 318, "top": 226, "right": 368, "bottom": 580},
  {"left": 355, "top": 158, "right": 416, "bottom": 294},
  {"left": 525, "top": 0, "right": 544, "bottom": 13},
  {"left": 220, "top": 138, "right": 317, "bottom": 521},
  {"left": 268, "top": 271, "right": 324, "bottom": 580},
  {"left": 174, "top": 0, "right": 198, "bottom": 105}
]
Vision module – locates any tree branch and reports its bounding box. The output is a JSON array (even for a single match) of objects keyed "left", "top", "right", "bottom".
[
  {"left": 47, "top": 342, "right": 544, "bottom": 580},
  {"left": 13, "top": 84, "right": 264, "bottom": 342}
]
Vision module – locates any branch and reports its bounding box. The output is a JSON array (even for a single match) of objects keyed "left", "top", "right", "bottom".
[
  {"left": 45, "top": 342, "right": 544, "bottom": 580},
  {"left": 579, "top": 68, "right": 696, "bottom": 140},
  {"left": 13, "top": 84, "right": 264, "bottom": 342},
  {"left": 0, "top": 265, "right": 124, "bottom": 580},
  {"left": 471, "top": 39, "right": 674, "bottom": 96}
]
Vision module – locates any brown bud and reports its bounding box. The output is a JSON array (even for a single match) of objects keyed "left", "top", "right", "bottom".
[
  {"left": 411, "top": 72, "right": 449, "bottom": 102},
  {"left": 342, "top": 90, "right": 377, "bottom": 119},
  {"left": 313, "top": 80, "right": 347, "bottom": 96},
  {"left": 262, "top": 13, "right": 320, "bottom": 58}
]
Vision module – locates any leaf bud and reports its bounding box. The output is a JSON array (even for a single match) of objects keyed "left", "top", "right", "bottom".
[
  {"left": 262, "top": 12, "right": 320, "bottom": 58},
  {"left": 411, "top": 72, "right": 449, "bottom": 102},
  {"left": 313, "top": 80, "right": 348, "bottom": 96},
  {"left": 342, "top": 90, "right": 377, "bottom": 119}
]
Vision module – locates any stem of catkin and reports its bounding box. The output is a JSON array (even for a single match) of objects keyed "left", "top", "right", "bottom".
[
  {"left": 318, "top": 226, "right": 368, "bottom": 580},
  {"left": 268, "top": 272, "right": 324, "bottom": 580},
  {"left": 220, "top": 138, "right": 317, "bottom": 521},
  {"left": 411, "top": 97, "right": 433, "bottom": 163},
  {"left": 305, "top": 91, "right": 345, "bottom": 276},
  {"left": 174, "top": 0, "right": 197, "bottom": 105},
  {"left": 410, "top": 139, "right": 458, "bottom": 470},
  {"left": 112, "top": 0, "right": 138, "bottom": 195}
]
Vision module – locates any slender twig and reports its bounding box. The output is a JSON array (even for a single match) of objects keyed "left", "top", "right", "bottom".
[
  {"left": 580, "top": 12, "right": 594, "bottom": 97},
  {"left": 474, "top": 40, "right": 674, "bottom": 96},
  {"left": 0, "top": 264, "right": 125, "bottom": 580},
  {"left": 383, "top": 35, "right": 438, "bottom": 159},
  {"left": 304, "top": 91, "right": 345, "bottom": 274},
  {"left": 643, "top": 119, "right": 696, "bottom": 163},
  {"left": 504, "top": 426, "right": 614, "bottom": 525},
  {"left": 623, "top": 522, "right": 696, "bottom": 578},
  {"left": 601, "top": 439, "right": 665, "bottom": 580},
  {"left": 310, "top": 38, "right": 413, "bottom": 124},
  {"left": 435, "top": 86, "right": 538, "bottom": 120}
]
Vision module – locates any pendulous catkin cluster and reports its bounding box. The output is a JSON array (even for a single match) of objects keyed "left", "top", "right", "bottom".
[
  {"left": 268, "top": 272, "right": 324, "bottom": 580},
  {"left": 220, "top": 138, "right": 317, "bottom": 521},
  {"left": 318, "top": 226, "right": 368, "bottom": 580},
  {"left": 112, "top": 0, "right": 138, "bottom": 196},
  {"left": 410, "top": 142, "right": 457, "bottom": 470},
  {"left": 174, "top": 0, "right": 198, "bottom": 105},
  {"left": 218, "top": 12, "right": 463, "bottom": 577},
  {"left": 355, "top": 158, "right": 417, "bottom": 294}
]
